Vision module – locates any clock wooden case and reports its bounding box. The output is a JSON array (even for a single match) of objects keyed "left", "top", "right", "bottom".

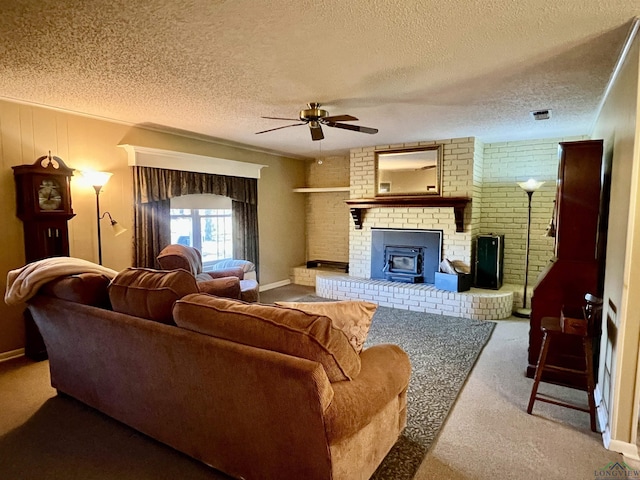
[
  {"left": 13, "top": 154, "right": 75, "bottom": 360},
  {"left": 13, "top": 154, "right": 75, "bottom": 262}
]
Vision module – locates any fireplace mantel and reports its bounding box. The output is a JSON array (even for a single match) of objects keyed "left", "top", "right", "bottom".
[{"left": 346, "top": 196, "right": 471, "bottom": 232}]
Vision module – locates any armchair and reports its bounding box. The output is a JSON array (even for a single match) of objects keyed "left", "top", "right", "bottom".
[{"left": 157, "top": 244, "right": 259, "bottom": 302}]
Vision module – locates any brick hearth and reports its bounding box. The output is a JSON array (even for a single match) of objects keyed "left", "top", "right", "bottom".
[{"left": 290, "top": 266, "right": 516, "bottom": 321}]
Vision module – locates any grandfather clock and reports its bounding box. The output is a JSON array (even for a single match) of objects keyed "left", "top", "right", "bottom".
[{"left": 13, "top": 153, "right": 75, "bottom": 360}]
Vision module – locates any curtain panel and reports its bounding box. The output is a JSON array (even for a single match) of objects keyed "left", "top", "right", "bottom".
[{"left": 132, "top": 166, "right": 259, "bottom": 272}]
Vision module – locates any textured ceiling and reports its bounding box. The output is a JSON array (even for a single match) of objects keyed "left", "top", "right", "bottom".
[{"left": 1, "top": 1, "right": 639, "bottom": 158}]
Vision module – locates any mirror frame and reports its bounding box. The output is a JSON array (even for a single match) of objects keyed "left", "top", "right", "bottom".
[{"left": 375, "top": 145, "right": 443, "bottom": 197}]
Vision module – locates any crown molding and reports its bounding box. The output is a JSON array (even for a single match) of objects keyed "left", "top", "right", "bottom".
[{"left": 120, "top": 144, "right": 267, "bottom": 179}]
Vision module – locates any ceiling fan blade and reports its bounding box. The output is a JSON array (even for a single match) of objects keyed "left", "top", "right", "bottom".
[
  {"left": 326, "top": 122, "right": 378, "bottom": 134},
  {"left": 310, "top": 125, "right": 324, "bottom": 141},
  {"left": 261, "top": 116, "right": 301, "bottom": 121},
  {"left": 323, "top": 114, "right": 358, "bottom": 122},
  {"left": 255, "top": 123, "right": 304, "bottom": 134}
]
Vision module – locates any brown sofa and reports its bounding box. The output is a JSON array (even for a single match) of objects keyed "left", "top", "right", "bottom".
[{"left": 27, "top": 267, "right": 411, "bottom": 480}]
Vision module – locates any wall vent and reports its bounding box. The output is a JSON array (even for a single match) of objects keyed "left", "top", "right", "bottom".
[{"left": 530, "top": 109, "right": 551, "bottom": 121}]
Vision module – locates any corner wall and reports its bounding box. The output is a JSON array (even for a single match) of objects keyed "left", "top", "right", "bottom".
[
  {"left": 303, "top": 136, "right": 590, "bottom": 289},
  {"left": 591, "top": 25, "right": 640, "bottom": 457}
]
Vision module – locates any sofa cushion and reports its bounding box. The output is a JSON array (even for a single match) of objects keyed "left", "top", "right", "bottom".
[
  {"left": 275, "top": 301, "right": 377, "bottom": 354},
  {"left": 40, "top": 273, "right": 112, "bottom": 308},
  {"left": 108, "top": 268, "right": 199, "bottom": 324},
  {"left": 173, "top": 294, "right": 361, "bottom": 382}
]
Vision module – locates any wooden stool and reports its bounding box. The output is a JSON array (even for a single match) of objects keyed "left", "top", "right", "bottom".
[{"left": 527, "top": 294, "right": 602, "bottom": 432}]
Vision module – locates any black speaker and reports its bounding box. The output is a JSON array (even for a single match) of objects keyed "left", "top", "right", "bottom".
[{"left": 475, "top": 234, "right": 504, "bottom": 289}]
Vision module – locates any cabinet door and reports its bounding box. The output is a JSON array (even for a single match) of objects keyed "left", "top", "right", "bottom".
[{"left": 555, "top": 141, "right": 603, "bottom": 261}]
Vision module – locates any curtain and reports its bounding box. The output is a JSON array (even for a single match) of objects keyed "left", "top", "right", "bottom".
[
  {"left": 132, "top": 166, "right": 259, "bottom": 272},
  {"left": 132, "top": 198, "right": 171, "bottom": 268},
  {"left": 232, "top": 200, "right": 259, "bottom": 270}
]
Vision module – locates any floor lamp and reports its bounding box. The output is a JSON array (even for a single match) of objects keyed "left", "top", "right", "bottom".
[
  {"left": 514, "top": 179, "right": 544, "bottom": 318},
  {"left": 82, "top": 171, "right": 127, "bottom": 265}
]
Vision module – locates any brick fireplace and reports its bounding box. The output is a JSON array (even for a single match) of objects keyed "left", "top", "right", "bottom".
[
  {"left": 312, "top": 137, "right": 515, "bottom": 320},
  {"left": 348, "top": 137, "right": 481, "bottom": 277}
]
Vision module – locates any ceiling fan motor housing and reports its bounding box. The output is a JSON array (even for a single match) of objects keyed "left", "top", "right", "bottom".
[{"left": 300, "top": 103, "right": 328, "bottom": 122}]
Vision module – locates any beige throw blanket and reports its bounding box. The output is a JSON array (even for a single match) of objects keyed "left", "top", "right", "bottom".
[{"left": 5, "top": 257, "right": 118, "bottom": 306}]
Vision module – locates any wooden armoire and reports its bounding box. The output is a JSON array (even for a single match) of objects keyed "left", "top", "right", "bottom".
[{"left": 527, "top": 139, "right": 608, "bottom": 389}]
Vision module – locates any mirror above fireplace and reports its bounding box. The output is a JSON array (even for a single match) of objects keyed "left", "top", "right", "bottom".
[{"left": 375, "top": 145, "right": 442, "bottom": 196}]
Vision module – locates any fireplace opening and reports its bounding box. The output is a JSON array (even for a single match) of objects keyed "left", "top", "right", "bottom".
[
  {"left": 371, "top": 228, "right": 442, "bottom": 284},
  {"left": 383, "top": 246, "right": 424, "bottom": 283}
]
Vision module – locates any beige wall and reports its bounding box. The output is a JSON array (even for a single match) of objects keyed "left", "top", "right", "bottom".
[
  {"left": 0, "top": 99, "right": 306, "bottom": 355},
  {"left": 304, "top": 155, "right": 350, "bottom": 263},
  {"left": 592, "top": 31, "right": 640, "bottom": 453}
]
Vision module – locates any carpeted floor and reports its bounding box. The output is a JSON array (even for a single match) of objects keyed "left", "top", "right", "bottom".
[{"left": 296, "top": 295, "right": 496, "bottom": 480}]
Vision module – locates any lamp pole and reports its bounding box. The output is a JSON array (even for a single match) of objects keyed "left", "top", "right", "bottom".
[
  {"left": 514, "top": 179, "right": 544, "bottom": 318},
  {"left": 522, "top": 189, "right": 533, "bottom": 309},
  {"left": 93, "top": 185, "right": 103, "bottom": 265},
  {"left": 82, "top": 171, "right": 113, "bottom": 265}
]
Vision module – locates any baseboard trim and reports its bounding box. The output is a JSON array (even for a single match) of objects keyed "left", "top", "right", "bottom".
[
  {"left": 259, "top": 279, "right": 291, "bottom": 292},
  {"left": 606, "top": 436, "right": 640, "bottom": 460},
  {"left": 0, "top": 348, "right": 25, "bottom": 363},
  {"left": 595, "top": 385, "right": 609, "bottom": 435},
  {"left": 597, "top": 383, "right": 640, "bottom": 460}
]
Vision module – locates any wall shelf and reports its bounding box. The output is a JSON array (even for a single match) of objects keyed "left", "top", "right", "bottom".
[
  {"left": 293, "top": 187, "right": 350, "bottom": 193},
  {"left": 345, "top": 196, "right": 471, "bottom": 232}
]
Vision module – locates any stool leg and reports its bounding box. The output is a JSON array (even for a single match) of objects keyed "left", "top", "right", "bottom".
[
  {"left": 528, "top": 332, "right": 551, "bottom": 414},
  {"left": 583, "top": 337, "right": 598, "bottom": 432}
]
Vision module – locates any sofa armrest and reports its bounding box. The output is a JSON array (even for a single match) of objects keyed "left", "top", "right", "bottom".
[
  {"left": 203, "top": 267, "right": 245, "bottom": 280},
  {"left": 323, "top": 343, "right": 411, "bottom": 443},
  {"left": 239, "top": 279, "right": 259, "bottom": 303},
  {"left": 197, "top": 277, "right": 241, "bottom": 299}
]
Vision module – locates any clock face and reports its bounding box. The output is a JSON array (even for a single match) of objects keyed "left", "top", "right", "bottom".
[{"left": 37, "top": 179, "right": 63, "bottom": 211}]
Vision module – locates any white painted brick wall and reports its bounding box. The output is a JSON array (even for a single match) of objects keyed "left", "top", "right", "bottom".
[{"left": 479, "top": 136, "right": 586, "bottom": 284}]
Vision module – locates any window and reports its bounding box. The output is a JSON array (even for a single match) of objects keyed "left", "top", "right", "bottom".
[{"left": 170, "top": 195, "right": 233, "bottom": 269}]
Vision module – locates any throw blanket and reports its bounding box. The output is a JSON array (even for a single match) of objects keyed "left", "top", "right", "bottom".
[{"left": 5, "top": 257, "right": 118, "bottom": 306}]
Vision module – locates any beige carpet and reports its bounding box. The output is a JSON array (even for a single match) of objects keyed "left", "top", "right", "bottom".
[
  {"left": 415, "top": 319, "right": 623, "bottom": 479},
  {"left": 0, "top": 285, "right": 628, "bottom": 478}
]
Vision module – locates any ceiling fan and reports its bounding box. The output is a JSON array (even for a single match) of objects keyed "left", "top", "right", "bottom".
[{"left": 255, "top": 102, "right": 378, "bottom": 141}]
